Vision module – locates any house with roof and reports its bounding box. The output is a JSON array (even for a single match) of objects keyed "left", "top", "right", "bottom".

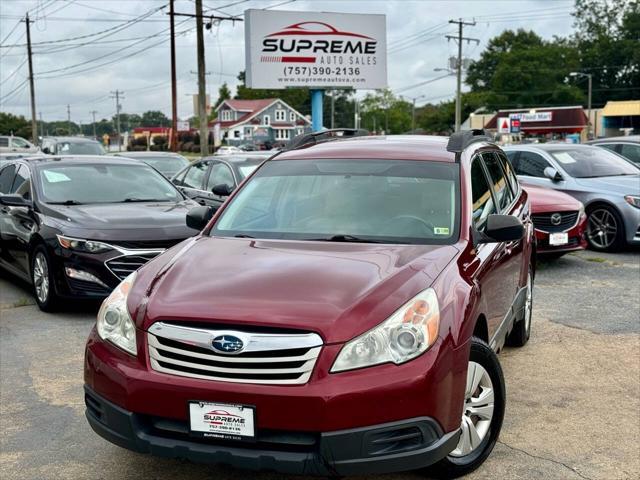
[{"left": 212, "top": 98, "right": 311, "bottom": 145}]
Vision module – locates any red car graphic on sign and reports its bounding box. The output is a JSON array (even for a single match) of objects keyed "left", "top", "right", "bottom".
[{"left": 266, "top": 21, "right": 373, "bottom": 39}]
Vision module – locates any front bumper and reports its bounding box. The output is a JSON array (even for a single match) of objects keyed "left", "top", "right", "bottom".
[
  {"left": 85, "top": 386, "right": 460, "bottom": 476},
  {"left": 534, "top": 214, "right": 587, "bottom": 254}
]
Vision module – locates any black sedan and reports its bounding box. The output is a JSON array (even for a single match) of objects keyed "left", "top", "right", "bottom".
[
  {"left": 0, "top": 156, "right": 198, "bottom": 311},
  {"left": 112, "top": 151, "right": 190, "bottom": 179},
  {"left": 171, "top": 153, "right": 270, "bottom": 207}
]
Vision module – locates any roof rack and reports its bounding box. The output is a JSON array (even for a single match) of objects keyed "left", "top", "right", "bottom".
[
  {"left": 284, "top": 128, "right": 370, "bottom": 151},
  {"left": 446, "top": 129, "right": 493, "bottom": 154}
]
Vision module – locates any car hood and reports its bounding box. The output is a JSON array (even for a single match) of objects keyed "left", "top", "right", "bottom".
[
  {"left": 523, "top": 185, "right": 582, "bottom": 212},
  {"left": 133, "top": 237, "right": 459, "bottom": 343},
  {"left": 42, "top": 201, "right": 198, "bottom": 241},
  {"left": 573, "top": 175, "right": 640, "bottom": 194}
]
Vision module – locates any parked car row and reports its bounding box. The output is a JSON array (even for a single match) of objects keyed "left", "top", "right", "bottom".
[{"left": 0, "top": 129, "right": 637, "bottom": 478}]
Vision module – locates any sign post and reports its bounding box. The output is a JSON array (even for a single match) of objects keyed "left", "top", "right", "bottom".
[
  {"left": 244, "top": 9, "right": 387, "bottom": 133},
  {"left": 311, "top": 90, "right": 324, "bottom": 132}
]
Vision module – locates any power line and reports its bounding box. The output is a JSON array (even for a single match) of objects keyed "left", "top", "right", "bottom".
[{"left": 395, "top": 73, "right": 452, "bottom": 94}]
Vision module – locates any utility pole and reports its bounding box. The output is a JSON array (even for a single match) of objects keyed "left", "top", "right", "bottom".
[
  {"left": 110, "top": 90, "right": 124, "bottom": 151},
  {"left": 38, "top": 111, "right": 44, "bottom": 139},
  {"left": 446, "top": 19, "right": 479, "bottom": 132},
  {"left": 67, "top": 104, "right": 71, "bottom": 135},
  {"left": 169, "top": 0, "right": 178, "bottom": 151},
  {"left": 22, "top": 13, "right": 37, "bottom": 145},
  {"left": 569, "top": 71, "right": 593, "bottom": 139},
  {"left": 90, "top": 110, "right": 98, "bottom": 139},
  {"left": 171, "top": 4, "right": 242, "bottom": 155},
  {"left": 412, "top": 98, "right": 416, "bottom": 132},
  {"left": 195, "top": 0, "right": 208, "bottom": 156}
]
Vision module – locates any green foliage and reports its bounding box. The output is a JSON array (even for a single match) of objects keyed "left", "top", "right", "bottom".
[
  {"left": 0, "top": 112, "right": 31, "bottom": 138},
  {"left": 215, "top": 83, "right": 232, "bottom": 110},
  {"left": 359, "top": 89, "right": 412, "bottom": 134},
  {"left": 140, "top": 110, "right": 170, "bottom": 127}
]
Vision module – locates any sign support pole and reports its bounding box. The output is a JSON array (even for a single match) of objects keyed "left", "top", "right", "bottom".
[{"left": 311, "top": 90, "right": 324, "bottom": 132}]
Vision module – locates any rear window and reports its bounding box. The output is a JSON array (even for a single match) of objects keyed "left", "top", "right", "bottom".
[{"left": 213, "top": 159, "right": 460, "bottom": 245}]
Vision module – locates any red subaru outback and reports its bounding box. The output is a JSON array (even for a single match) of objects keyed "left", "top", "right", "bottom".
[{"left": 84, "top": 130, "right": 535, "bottom": 478}]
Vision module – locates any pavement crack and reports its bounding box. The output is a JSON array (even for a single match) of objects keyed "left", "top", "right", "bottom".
[{"left": 497, "top": 440, "right": 594, "bottom": 480}]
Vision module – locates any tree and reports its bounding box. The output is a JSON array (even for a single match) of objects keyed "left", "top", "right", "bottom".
[
  {"left": 140, "top": 110, "right": 170, "bottom": 127},
  {"left": 214, "top": 82, "right": 232, "bottom": 109},
  {"left": 571, "top": 0, "right": 640, "bottom": 105},
  {"left": 0, "top": 112, "right": 31, "bottom": 138},
  {"left": 360, "top": 89, "right": 412, "bottom": 134},
  {"left": 465, "top": 29, "right": 584, "bottom": 110}
]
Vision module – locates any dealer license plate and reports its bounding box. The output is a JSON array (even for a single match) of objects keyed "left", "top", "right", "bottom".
[
  {"left": 549, "top": 232, "right": 569, "bottom": 246},
  {"left": 189, "top": 401, "right": 255, "bottom": 441}
]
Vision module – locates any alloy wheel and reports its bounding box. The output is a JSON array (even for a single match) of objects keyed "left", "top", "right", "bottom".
[
  {"left": 450, "top": 361, "right": 495, "bottom": 457},
  {"left": 33, "top": 252, "right": 49, "bottom": 304},
  {"left": 587, "top": 208, "right": 617, "bottom": 249}
]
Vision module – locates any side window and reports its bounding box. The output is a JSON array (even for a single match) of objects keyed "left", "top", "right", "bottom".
[
  {"left": 0, "top": 164, "right": 16, "bottom": 194},
  {"left": 0, "top": 137, "right": 9, "bottom": 147},
  {"left": 12, "top": 137, "right": 28, "bottom": 148},
  {"left": 483, "top": 152, "right": 514, "bottom": 212},
  {"left": 497, "top": 152, "right": 519, "bottom": 196},
  {"left": 597, "top": 144, "right": 617, "bottom": 153},
  {"left": 620, "top": 144, "right": 640, "bottom": 164},
  {"left": 470, "top": 157, "right": 497, "bottom": 230},
  {"left": 181, "top": 161, "right": 210, "bottom": 189},
  {"left": 207, "top": 162, "right": 235, "bottom": 190},
  {"left": 513, "top": 151, "right": 551, "bottom": 177},
  {"left": 11, "top": 165, "right": 31, "bottom": 199}
]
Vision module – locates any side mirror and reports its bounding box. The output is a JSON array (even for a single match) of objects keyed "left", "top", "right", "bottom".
[
  {"left": 476, "top": 214, "right": 524, "bottom": 244},
  {"left": 186, "top": 205, "right": 216, "bottom": 230},
  {"left": 543, "top": 166, "right": 563, "bottom": 182},
  {"left": 42, "top": 147, "right": 51, "bottom": 154},
  {"left": 0, "top": 194, "right": 32, "bottom": 208},
  {"left": 211, "top": 183, "right": 234, "bottom": 196}
]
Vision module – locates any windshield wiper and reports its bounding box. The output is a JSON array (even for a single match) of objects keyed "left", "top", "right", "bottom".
[
  {"left": 234, "top": 234, "right": 255, "bottom": 238},
  {"left": 308, "top": 234, "right": 382, "bottom": 244},
  {"left": 47, "top": 200, "right": 83, "bottom": 205},
  {"left": 122, "top": 198, "right": 166, "bottom": 203}
]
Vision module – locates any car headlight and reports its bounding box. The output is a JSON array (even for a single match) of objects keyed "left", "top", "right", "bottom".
[
  {"left": 96, "top": 272, "right": 137, "bottom": 355},
  {"left": 57, "top": 235, "right": 112, "bottom": 253},
  {"left": 331, "top": 288, "right": 440, "bottom": 373},
  {"left": 624, "top": 195, "right": 640, "bottom": 209}
]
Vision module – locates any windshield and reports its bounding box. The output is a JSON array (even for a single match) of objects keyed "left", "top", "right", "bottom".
[
  {"left": 238, "top": 163, "right": 261, "bottom": 180},
  {"left": 212, "top": 159, "right": 460, "bottom": 244},
  {"left": 38, "top": 163, "right": 182, "bottom": 204},
  {"left": 140, "top": 156, "right": 189, "bottom": 176},
  {"left": 57, "top": 141, "right": 106, "bottom": 155},
  {"left": 550, "top": 147, "right": 639, "bottom": 178}
]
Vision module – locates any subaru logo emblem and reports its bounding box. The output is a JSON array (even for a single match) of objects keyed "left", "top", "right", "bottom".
[
  {"left": 212, "top": 335, "right": 244, "bottom": 354},
  {"left": 550, "top": 213, "right": 562, "bottom": 225}
]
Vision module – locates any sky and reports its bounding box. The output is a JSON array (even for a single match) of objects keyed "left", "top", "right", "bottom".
[{"left": 0, "top": 0, "right": 577, "bottom": 125}]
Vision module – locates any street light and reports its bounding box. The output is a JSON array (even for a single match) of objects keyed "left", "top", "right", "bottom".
[
  {"left": 434, "top": 67, "right": 458, "bottom": 131},
  {"left": 401, "top": 94, "right": 426, "bottom": 132},
  {"left": 570, "top": 71, "right": 593, "bottom": 139}
]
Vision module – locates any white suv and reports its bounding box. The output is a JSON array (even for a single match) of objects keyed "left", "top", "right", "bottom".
[{"left": 0, "top": 136, "right": 39, "bottom": 154}]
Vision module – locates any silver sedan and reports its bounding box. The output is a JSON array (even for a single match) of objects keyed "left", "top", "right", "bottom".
[{"left": 503, "top": 144, "right": 640, "bottom": 251}]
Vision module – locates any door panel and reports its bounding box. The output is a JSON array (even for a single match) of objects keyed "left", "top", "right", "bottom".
[{"left": 174, "top": 160, "right": 217, "bottom": 205}]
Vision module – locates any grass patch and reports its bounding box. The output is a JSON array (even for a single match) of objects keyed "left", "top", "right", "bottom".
[
  {"left": 12, "top": 297, "right": 30, "bottom": 307},
  {"left": 585, "top": 257, "right": 607, "bottom": 263}
]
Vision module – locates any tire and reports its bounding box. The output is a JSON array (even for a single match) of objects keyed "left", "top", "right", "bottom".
[
  {"left": 506, "top": 266, "right": 533, "bottom": 347},
  {"left": 30, "top": 245, "right": 59, "bottom": 312},
  {"left": 429, "top": 337, "right": 506, "bottom": 479},
  {"left": 586, "top": 205, "right": 625, "bottom": 252}
]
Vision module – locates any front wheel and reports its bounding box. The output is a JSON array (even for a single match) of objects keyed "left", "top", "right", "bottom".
[
  {"left": 586, "top": 205, "right": 625, "bottom": 252},
  {"left": 31, "top": 246, "right": 59, "bottom": 312},
  {"left": 429, "top": 337, "right": 505, "bottom": 479}
]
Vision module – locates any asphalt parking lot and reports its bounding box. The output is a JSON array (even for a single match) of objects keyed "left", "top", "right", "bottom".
[{"left": 1, "top": 249, "right": 638, "bottom": 480}]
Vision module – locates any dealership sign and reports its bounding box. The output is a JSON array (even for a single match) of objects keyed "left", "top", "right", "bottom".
[
  {"left": 244, "top": 9, "right": 387, "bottom": 89},
  {"left": 510, "top": 112, "right": 553, "bottom": 122}
]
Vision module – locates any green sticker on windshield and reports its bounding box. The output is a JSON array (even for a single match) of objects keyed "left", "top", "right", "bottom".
[
  {"left": 434, "top": 227, "right": 450, "bottom": 235},
  {"left": 43, "top": 170, "right": 71, "bottom": 183}
]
